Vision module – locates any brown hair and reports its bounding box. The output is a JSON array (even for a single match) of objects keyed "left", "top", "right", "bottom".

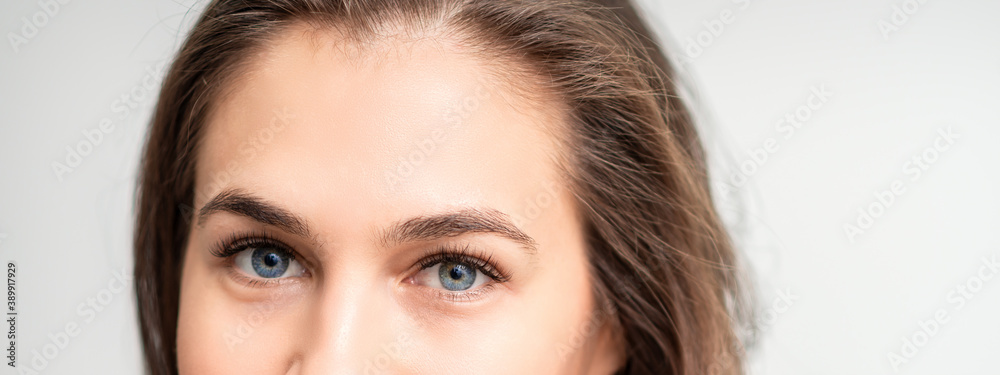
[{"left": 134, "top": 0, "right": 753, "bottom": 374}]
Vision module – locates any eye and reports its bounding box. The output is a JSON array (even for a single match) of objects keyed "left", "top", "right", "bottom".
[
  {"left": 415, "top": 260, "right": 492, "bottom": 292},
  {"left": 233, "top": 246, "right": 305, "bottom": 279}
]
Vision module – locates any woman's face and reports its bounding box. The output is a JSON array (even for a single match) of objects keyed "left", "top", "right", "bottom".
[{"left": 177, "top": 25, "right": 623, "bottom": 374}]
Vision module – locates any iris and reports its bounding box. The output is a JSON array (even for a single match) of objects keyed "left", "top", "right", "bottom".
[
  {"left": 250, "top": 247, "right": 292, "bottom": 278},
  {"left": 438, "top": 261, "right": 477, "bottom": 291}
]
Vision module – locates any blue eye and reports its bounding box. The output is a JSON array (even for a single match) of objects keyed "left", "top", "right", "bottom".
[
  {"left": 438, "top": 262, "right": 477, "bottom": 291},
  {"left": 251, "top": 248, "right": 291, "bottom": 278},
  {"left": 415, "top": 258, "right": 491, "bottom": 292},
  {"left": 234, "top": 246, "right": 305, "bottom": 279}
]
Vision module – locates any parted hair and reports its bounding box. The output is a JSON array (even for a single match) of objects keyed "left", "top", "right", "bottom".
[{"left": 134, "top": 0, "right": 753, "bottom": 374}]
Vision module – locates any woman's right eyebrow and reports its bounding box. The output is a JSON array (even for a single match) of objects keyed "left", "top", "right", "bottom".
[
  {"left": 197, "top": 188, "right": 539, "bottom": 255},
  {"left": 197, "top": 188, "right": 313, "bottom": 239}
]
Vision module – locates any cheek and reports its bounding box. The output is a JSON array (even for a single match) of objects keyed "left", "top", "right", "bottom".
[
  {"left": 175, "top": 247, "right": 300, "bottom": 374},
  {"left": 403, "top": 244, "right": 596, "bottom": 373},
  {"left": 176, "top": 247, "right": 237, "bottom": 374},
  {"left": 513, "top": 252, "right": 598, "bottom": 373}
]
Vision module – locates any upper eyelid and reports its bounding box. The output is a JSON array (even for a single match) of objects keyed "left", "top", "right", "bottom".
[
  {"left": 415, "top": 245, "right": 510, "bottom": 282},
  {"left": 210, "top": 230, "right": 292, "bottom": 257},
  {"left": 211, "top": 230, "right": 321, "bottom": 273}
]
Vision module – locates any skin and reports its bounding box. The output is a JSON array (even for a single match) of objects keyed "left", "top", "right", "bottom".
[{"left": 177, "top": 23, "right": 625, "bottom": 374}]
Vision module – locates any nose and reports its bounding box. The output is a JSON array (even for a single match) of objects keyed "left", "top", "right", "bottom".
[{"left": 289, "top": 274, "right": 408, "bottom": 374}]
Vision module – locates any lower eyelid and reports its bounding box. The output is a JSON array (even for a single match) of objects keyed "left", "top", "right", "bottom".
[
  {"left": 429, "top": 280, "right": 500, "bottom": 304},
  {"left": 225, "top": 267, "right": 284, "bottom": 288}
]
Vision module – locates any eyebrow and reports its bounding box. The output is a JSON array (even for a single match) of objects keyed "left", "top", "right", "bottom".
[
  {"left": 377, "top": 208, "right": 538, "bottom": 254},
  {"left": 197, "top": 189, "right": 538, "bottom": 253},
  {"left": 197, "top": 188, "right": 312, "bottom": 238}
]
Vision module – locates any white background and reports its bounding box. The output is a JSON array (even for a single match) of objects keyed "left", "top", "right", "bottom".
[{"left": 1, "top": 0, "right": 997, "bottom": 374}]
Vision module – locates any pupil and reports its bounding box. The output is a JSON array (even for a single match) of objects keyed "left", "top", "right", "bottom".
[
  {"left": 264, "top": 253, "right": 280, "bottom": 267},
  {"left": 449, "top": 267, "right": 464, "bottom": 280}
]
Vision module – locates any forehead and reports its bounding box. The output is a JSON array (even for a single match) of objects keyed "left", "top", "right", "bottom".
[{"left": 194, "top": 24, "right": 570, "bottom": 233}]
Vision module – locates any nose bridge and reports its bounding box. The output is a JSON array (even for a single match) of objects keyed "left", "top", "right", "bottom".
[{"left": 294, "top": 270, "right": 397, "bottom": 374}]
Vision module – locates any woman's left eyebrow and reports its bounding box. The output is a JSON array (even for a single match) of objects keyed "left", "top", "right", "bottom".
[{"left": 377, "top": 208, "right": 539, "bottom": 255}]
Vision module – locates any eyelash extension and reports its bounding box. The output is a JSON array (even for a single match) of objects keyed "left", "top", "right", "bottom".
[
  {"left": 209, "top": 230, "right": 305, "bottom": 288},
  {"left": 415, "top": 243, "right": 512, "bottom": 283},
  {"left": 209, "top": 229, "right": 295, "bottom": 259}
]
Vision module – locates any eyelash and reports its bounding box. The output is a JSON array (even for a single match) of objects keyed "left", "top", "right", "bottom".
[
  {"left": 210, "top": 229, "right": 289, "bottom": 258},
  {"left": 416, "top": 243, "right": 511, "bottom": 283},
  {"left": 210, "top": 231, "right": 512, "bottom": 293},
  {"left": 413, "top": 243, "right": 509, "bottom": 303},
  {"left": 210, "top": 229, "right": 300, "bottom": 288}
]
